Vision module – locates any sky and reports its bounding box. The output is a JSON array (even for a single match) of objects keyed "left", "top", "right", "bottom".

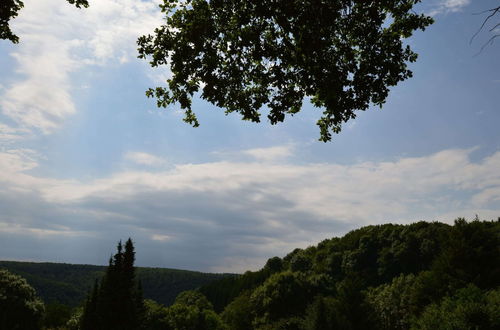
[{"left": 0, "top": 0, "right": 499, "bottom": 273}]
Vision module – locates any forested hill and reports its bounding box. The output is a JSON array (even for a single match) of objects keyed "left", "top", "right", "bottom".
[
  {"left": 1, "top": 219, "right": 499, "bottom": 329},
  {"left": 0, "top": 261, "right": 233, "bottom": 306},
  {"left": 199, "top": 219, "right": 500, "bottom": 329}
]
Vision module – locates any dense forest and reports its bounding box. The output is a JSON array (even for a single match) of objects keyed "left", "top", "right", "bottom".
[
  {"left": 1, "top": 218, "right": 499, "bottom": 329},
  {"left": 201, "top": 218, "right": 500, "bottom": 329},
  {"left": 0, "top": 261, "right": 232, "bottom": 307}
]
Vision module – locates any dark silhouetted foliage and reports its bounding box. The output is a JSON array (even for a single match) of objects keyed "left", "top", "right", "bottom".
[
  {"left": 3, "top": 218, "right": 500, "bottom": 329},
  {"left": 141, "top": 299, "right": 169, "bottom": 330},
  {"left": 412, "top": 285, "right": 500, "bottom": 330},
  {"left": 0, "top": 260, "right": 232, "bottom": 307},
  {"left": 43, "top": 302, "right": 73, "bottom": 329},
  {"left": 81, "top": 238, "right": 144, "bottom": 330},
  {"left": 199, "top": 218, "right": 499, "bottom": 329},
  {"left": 0, "top": 268, "right": 44, "bottom": 330},
  {"left": 161, "top": 291, "right": 227, "bottom": 330},
  {"left": 138, "top": 0, "right": 433, "bottom": 141},
  {"left": 220, "top": 290, "right": 253, "bottom": 330},
  {"left": 199, "top": 268, "right": 269, "bottom": 312}
]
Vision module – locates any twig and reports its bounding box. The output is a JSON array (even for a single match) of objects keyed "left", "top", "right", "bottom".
[{"left": 470, "top": 6, "right": 500, "bottom": 45}]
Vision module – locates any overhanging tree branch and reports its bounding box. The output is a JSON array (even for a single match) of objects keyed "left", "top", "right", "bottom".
[
  {"left": 470, "top": 5, "right": 500, "bottom": 54},
  {"left": 138, "top": 0, "right": 433, "bottom": 142}
]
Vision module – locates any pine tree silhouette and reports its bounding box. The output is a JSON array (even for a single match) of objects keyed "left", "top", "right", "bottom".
[{"left": 82, "top": 238, "right": 144, "bottom": 330}]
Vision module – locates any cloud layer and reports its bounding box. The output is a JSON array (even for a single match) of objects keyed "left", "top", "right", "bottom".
[
  {"left": 0, "top": 0, "right": 498, "bottom": 274},
  {"left": 428, "top": 0, "right": 471, "bottom": 16},
  {"left": 0, "top": 0, "right": 162, "bottom": 136},
  {"left": 125, "top": 151, "right": 167, "bottom": 167},
  {"left": 0, "top": 147, "right": 498, "bottom": 272}
]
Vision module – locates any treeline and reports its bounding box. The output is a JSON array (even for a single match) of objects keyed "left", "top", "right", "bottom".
[
  {"left": 0, "top": 239, "right": 230, "bottom": 330},
  {"left": 0, "top": 260, "right": 231, "bottom": 306},
  {"left": 1, "top": 218, "right": 499, "bottom": 329},
  {"left": 199, "top": 218, "right": 500, "bottom": 329}
]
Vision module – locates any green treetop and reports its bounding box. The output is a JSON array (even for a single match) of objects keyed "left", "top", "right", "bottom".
[{"left": 0, "top": 268, "right": 44, "bottom": 330}]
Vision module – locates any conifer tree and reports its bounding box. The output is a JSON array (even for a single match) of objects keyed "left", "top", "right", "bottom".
[
  {"left": 81, "top": 238, "right": 144, "bottom": 330},
  {"left": 81, "top": 279, "right": 99, "bottom": 329}
]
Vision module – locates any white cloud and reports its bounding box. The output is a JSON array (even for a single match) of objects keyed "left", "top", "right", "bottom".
[
  {"left": 0, "top": 123, "right": 31, "bottom": 143},
  {"left": 428, "top": 0, "right": 471, "bottom": 16},
  {"left": 80, "top": 0, "right": 162, "bottom": 63},
  {"left": 0, "top": 147, "right": 499, "bottom": 271},
  {"left": 0, "top": 222, "right": 87, "bottom": 239},
  {"left": 147, "top": 68, "right": 172, "bottom": 85},
  {"left": 151, "top": 234, "right": 172, "bottom": 242},
  {"left": 0, "top": 0, "right": 163, "bottom": 135},
  {"left": 125, "top": 151, "right": 166, "bottom": 167},
  {"left": 0, "top": 149, "right": 39, "bottom": 173},
  {"left": 243, "top": 145, "right": 294, "bottom": 162},
  {"left": 2, "top": 39, "right": 77, "bottom": 133},
  {"left": 442, "top": 0, "right": 470, "bottom": 11}
]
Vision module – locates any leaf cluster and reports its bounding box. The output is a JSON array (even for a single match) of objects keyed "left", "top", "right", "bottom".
[
  {"left": 0, "top": 268, "right": 45, "bottom": 329},
  {"left": 138, "top": 0, "right": 433, "bottom": 141},
  {"left": 141, "top": 291, "right": 227, "bottom": 330}
]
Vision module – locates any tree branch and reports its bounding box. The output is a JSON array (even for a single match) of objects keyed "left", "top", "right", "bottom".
[{"left": 470, "top": 5, "right": 500, "bottom": 55}]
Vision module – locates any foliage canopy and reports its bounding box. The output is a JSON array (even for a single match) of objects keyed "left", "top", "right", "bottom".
[
  {"left": 0, "top": 260, "right": 229, "bottom": 307},
  {"left": 3, "top": 218, "right": 500, "bottom": 329},
  {"left": 0, "top": 268, "right": 44, "bottom": 330},
  {"left": 202, "top": 218, "right": 500, "bottom": 329},
  {"left": 138, "top": 0, "right": 433, "bottom": 141}
]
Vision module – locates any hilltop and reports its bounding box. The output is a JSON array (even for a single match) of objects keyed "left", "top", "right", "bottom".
[{"left": 0, "top": 260, "right": 233, "bottom": 306}]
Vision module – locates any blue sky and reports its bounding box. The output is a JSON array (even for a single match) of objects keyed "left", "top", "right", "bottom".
[{"left": 0, "top": 0, "right": 499, "bottom": 273}]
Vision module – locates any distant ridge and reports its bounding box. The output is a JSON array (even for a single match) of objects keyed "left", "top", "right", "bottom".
[{"left": 0, "top": 260, "right": 234, "bottom": 306}]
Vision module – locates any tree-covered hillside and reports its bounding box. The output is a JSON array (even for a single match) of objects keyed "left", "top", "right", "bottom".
[
  {"left": 200, "top": 218, "right": 500, "bottom": 329},
  {"left": 2, "top": 218, "right": 499, "bottom": 329},
  {"left": 0, "top": 261, "right": 233, "bottom": 306}
]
